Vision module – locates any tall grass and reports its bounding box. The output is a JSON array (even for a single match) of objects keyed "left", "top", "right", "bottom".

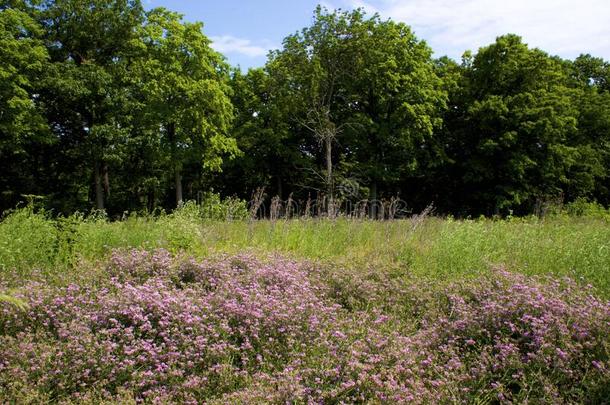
[{"left": 1, "top": 207, "right": 609, "bottom": 295}]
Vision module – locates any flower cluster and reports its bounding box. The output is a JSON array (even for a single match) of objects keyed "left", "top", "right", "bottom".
[
  {"left": 223, "top": 271, "right": 609, "bottom": 404},
  {"left": 0, "top": 252, "right": 338, "bottom": 402},
  {"left": 1, "top": 250, "right": 608, "bottom": 403}
]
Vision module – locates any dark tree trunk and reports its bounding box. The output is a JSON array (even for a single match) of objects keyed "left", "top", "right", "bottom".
[
  {"left": 277, "top": 176, "right": 283, "bottom": 199},
  {"left": 167, "top": 122, "right": 182, "bottom": 207},
  {"left": 103, "top": 163, "right": 110, "bottom": 197},
  {"left": 175, "top": 170, "right": 183, "bottom": 207},
  {"left": 370, "top": 181, "right": 378, "bottom": 219},
  {"left": 147, "top": 190, "right": 155, "bottom": 213},
  {"left": 325, "top": 136, "right": 333, "bottom": 200},
  {"left": 94, "top": 159, "right": 104, "bottom": 210}
]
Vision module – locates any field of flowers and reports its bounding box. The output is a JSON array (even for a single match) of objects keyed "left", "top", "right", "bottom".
[{"left": 1, "top": 248, "right": 608, "bottom": 403}]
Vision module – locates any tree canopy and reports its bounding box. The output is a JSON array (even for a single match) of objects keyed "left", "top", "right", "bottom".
[{"left": 1, "top": 3, "right": 609, "bottom": 217}]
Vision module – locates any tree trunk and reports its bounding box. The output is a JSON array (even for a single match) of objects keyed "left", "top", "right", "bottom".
[
  {"left": 147, "top": 189, "right": 155, "bottom": 213},
  {"left": 103, "top": 163, "right": 110, "bottom": 197},
  {"left": 94, "top": 159, "right": 104, "bottom": 210},
  {"left": 277, "top": 176, "right": 283, "bottom": 200},
  {"left": 325, "top": 136, "right": 333, "bottom": 199},
  {"left": 370, "top": 181, "right": 378, "bottom": 219},
  {"left": 175, "top": 170, "right": 183, "bottom": 207},
  {"left": 167, "top": 122, "right": 182, "bottom": 208}
]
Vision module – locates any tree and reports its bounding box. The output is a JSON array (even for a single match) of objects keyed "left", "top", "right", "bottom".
[
  {"left": 264, "top": 7, "right": 446, "bottom": 215},
  {"left": 218, "top": 68, "right": 307, "bottom": 199},
  {"left": 343, "top": 16, "right": 446, "bottom": 210},
  {"left": 0, "top": 7, "right": 48, "bottom": 150},
  {"left": 2, "top": 2, "right": 609, "bottom": 217},
  {"left": 133, "top": 8, "right": 238, "bottom": 207},
  {"left": 36, "top": 0, "right": 145, "bottom": 210},
  {"left": 569, "top": 55, "right": 610, "bottom": 205},
  {"left": 445, "top": 35, "right": 585, "bottom": 215},
  {"left": 267, "top": 7, "right": 364, "bottom": 200},
  {"left": 0, "top": 6, "right": 51, "bottom": 211},
  {"left": 572, "top": 54, "right": 609, "bottom": 92}
]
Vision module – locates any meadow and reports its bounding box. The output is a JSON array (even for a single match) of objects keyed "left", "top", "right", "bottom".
[
  {"left": 3, "top": 0, "right": 610, "bottom": 402},
  {"left": 1, "top": 206, "right": 609, "bottom": 403}
]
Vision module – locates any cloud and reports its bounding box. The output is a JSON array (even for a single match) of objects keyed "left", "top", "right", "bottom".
[
  {"left": 340, "top": 0, "right": 610, "bottom": 59},
  {"left": 210, "top": 35, "right": 274, "bottom": 58}
]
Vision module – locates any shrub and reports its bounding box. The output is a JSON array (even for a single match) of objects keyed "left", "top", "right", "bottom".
[
  {"left": 228, "top": 271, "right": 609, "bottom": 404},
  {"left": 1, "top": 251, "right": 608, "bottom": 403},
  {"left": 171, "top": 194, "right": 248, "bottom": 222},
  {"left": 565, "top": 198, "right": 610, "bottom": 219},
  {"left": 0, "top": 252, "right": 339, "bottom": 402},
  {"left": 0, "top": 207, "right": 58, "bottom": 277}
]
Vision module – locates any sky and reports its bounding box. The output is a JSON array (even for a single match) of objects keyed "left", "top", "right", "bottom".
[{"left": 146, "top": 0, "right": 610, "bottom": 70}]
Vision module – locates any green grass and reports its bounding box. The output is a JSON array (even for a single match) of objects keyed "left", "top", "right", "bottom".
[{"left": 1, "top": 207, "right": 609, "bottom": 296}]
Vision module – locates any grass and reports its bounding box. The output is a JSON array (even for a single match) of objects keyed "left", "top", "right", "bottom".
[{"left": 1, "top": 207, "right": 609, "bottom": 296}]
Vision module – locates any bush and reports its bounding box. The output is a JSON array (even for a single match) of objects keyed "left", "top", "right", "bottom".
[
  {"left": 1, "top": 251, "right": 608, "bottom": 403},
  {"left": 172, "top": 194, "right": 248, "bottom": 222},
  {"left": 565, "top": 198, "right": 610, "bottom": 219},
  {"left": 0, "top": 252, "right": 338, "bottom": 402},
  {"left": 0, "top": 207, "right": 58, "bottom": 277}
]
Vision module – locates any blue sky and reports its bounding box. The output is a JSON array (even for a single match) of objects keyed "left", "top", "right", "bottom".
[{"left": 146, "top": 0, "right": 610, "bottom": 70}]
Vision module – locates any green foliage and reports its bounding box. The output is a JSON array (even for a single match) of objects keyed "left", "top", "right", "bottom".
[
  {"left": 0, "top": 7, "right": 48, "bottom": 149},
  {"left": 565, "top": 198, "right": 610, "bottom": 219},
  {"left": 0, "top": 206, "right": 58, "bottom": 277},
  {"left": 258, "top": 7, "right": 446, "bottom": 198},
  {"left": 218, "top": 68, "right": 304, "bottom": 198},
  {"left": 442, "top": 35, "right": 591, "bottom": 214},
  {"left": 0, "top": 4, "right": 609, "bottom": 216},
  {"left": 343, "top": 15, "right": 447, "bottom": 190},
  {"left": 30, "top": 0, "right": 147, "bottom": 210},
  {"left": 131, "top": 7, "right": 238, "bottom": 206},
  {"left": 197, "top": 193, "right": 248, "bottom": 220},
  {"left": 0, "top": 7, "right": 51, "bottom": 209},
  {"left": 0, "top": 194, "right": 248, "bottom": 278},
  {"left": 568, "top": 55, "right": 610, "bottom": 205}
]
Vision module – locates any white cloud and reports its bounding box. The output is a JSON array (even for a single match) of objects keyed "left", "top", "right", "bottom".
[
  {"left": 210, "top": 35, "right": 274, "bottom": 58},
  {"left": 319, "top": 1, "right": 339, "bottom": 11},
  {"left": 340, "top": 0, "right": 610, "bottom": 59}
]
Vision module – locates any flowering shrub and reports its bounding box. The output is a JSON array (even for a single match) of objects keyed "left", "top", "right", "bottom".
[
  {"left": 1, "top": 250, "right": 608, "bottom": 403},
  {"left": 421, "top": 272, "right": 610, "bottom": 403},
  {"left": 0, "top": 252, "right": 338, "bottom": 402}
]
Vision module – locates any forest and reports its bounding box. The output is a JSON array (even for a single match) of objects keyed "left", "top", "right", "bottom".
[{"left": 2, "top": 0, "right": 609, "bottom": 217}]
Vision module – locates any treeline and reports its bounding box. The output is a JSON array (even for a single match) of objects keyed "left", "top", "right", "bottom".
[{"left": 1, "top": 1, "right": 609, "bottom": 217}]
